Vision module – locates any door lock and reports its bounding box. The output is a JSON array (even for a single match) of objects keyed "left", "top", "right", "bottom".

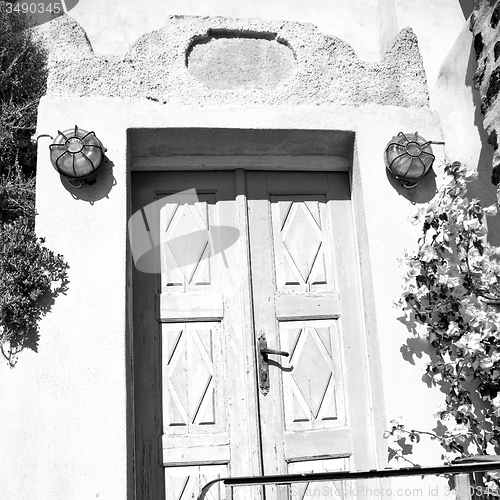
[{"left": 257, "top": 333, "right": 289, "bottom": 395}]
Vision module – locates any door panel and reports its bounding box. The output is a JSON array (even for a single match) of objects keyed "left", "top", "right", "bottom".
[
  {"left": 161, "top": 322, "right": 228, "bottom": 459},
  {"left": 272, "top": 196, "right": 334, "bottom": 294},
  {"left": 246, "top": 171, "right": 376, "bottom": 479},
  {"left": 132, "top": 169, "right": 377, "bottom": 500},
  {"left": 160, "top": 193, "right": 215, "bottom": 292},
  {"left": 288, "top": 458, "right": 350, "bottom": 500},
  {"left": 166, "top": 465, "right": 228, "bottom": 500},
  {"left": 132, "top": 171, "right": 261, "bottom": 500},
  {"left": 280, "top": 320, "right": 347, "bottom": 435}
]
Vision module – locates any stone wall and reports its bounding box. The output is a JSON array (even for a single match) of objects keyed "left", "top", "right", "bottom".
[{"left": 471, "top": 0, "right": 500, "bottom": 190}]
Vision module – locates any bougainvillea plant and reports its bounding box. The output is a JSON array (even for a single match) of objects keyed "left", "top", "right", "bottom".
[{"left": 387, "top": 161, "right": 500, "bottom": 489}]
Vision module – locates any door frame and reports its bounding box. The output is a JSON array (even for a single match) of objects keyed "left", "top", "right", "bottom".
[{"left": 127, "top": 129, "right": 387, "bottom": 499}]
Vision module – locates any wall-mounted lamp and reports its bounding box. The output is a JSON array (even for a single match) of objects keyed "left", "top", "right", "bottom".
[
  {"left": 385, "top": 132, "right": 440, "bottom": 188},
  {"left": 49, "top": 126, "right": 106, "bottom": 188}
]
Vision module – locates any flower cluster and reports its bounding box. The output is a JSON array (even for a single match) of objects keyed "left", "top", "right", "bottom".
[{"left": 393, "top": 161, "right": 500, "bottom": 466}]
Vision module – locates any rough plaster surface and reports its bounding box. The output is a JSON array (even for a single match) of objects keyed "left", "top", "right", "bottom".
[
  {"left": 187, "top": 36, "right": 296, "bottom": 90},
  {"left": 34, "top": 15, "right": 429, "bottom": 107},
  {"left": 470, "top": 0, "right": 500, "bottom": 188}
]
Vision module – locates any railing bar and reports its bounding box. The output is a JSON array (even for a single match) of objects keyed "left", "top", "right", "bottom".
[
  {"left": 198, "top": 462, "right": 500, "bottom": 500},
  {"left": 223, "top": 462, "right": 500, "bottom": 486}
]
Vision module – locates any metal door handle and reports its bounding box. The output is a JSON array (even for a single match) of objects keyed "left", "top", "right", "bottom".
[
  {"left": 260, "top": 347, "right": 289, "bottom": 357},
  {"left": 257, "top": 333, "right": 289, "bottom": 395}
]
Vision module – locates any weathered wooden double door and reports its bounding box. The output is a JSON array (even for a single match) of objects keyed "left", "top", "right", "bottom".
[{"left": 132, "top": 170, "right": 375, "bottom": 500}]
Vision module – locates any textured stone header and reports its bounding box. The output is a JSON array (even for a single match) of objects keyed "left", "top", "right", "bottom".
[
  {"left": 36, "top": 15, "right": 429, "bottom": 107},
  {"left": 186, "top": 33, "right": 296, "bottom": 90}
]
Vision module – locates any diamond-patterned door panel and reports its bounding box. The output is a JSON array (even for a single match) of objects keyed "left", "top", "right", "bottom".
[
  {"left": 160, "top": 195, "right": 215, "bottom": 292},
  {"left": 280, "top": 320, "right": 347, "bottom": 431},
  {"left": 287, "top": 458, "right": 350, "bottom": 500},
  {"left": 163, "top": 323, "right": 225, "bottom": 432},
  {"left": 272, "top": 197, "right": 333, "bottom": 293},
  {"left": 166, "top": 465, "right": 228, "bottom": 500}
]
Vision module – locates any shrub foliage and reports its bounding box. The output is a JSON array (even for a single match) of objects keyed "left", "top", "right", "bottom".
[{"left": 0, "top": 5, "right": 68, "bottom": 365}]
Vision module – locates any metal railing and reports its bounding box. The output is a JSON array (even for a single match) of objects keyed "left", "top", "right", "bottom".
[{"left": 198, "top": 461, "right": 500, "bottom": 500}]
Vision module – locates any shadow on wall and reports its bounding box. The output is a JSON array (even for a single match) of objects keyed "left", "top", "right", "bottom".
[
  {"left": 385, "top": 166, "right": 437, "bottom": 204},
  {"left": 459, "top": 0, "right": 474, "bottom": 20},
  {"left": 398, "top": 312, "right": 442, "bottom": 387},
  {"left": 60, "top": 157, "right": 116, "bottom": 205},
  {"left": 393, "top": 310, "right": 448, "bottom": 465},
  {"left": 396, "top": 308, "right": 489, "bottom": 465},
  {"left": 461, "top": 31, "right": 500, "bottom": 245}
]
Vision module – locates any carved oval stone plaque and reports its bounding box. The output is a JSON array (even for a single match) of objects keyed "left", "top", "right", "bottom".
[{"left": 187, "top": 36, "right": 296, "bottom": 90}]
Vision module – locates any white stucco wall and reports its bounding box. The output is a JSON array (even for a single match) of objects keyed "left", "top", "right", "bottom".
[
  {"left": 0, "top": 94, "right": 450, "bottom": 498},
  {"left": 68, "top": 0, "right": 384, "bottom": 61},
  {"left": 0, "top": 3, "right": 491, "bottom": 498},
  {"left": 433, "top": 17, "right": 500, "bottom": 244},
  {"left": 67, "top": 0, "right": 467, "bottom": 102},
  {"left": 393, "top": 0, "right": 467, "bottom": 104},
  {"left": 0, "top": 100, "right": 130, "bottom": 500},
  {"left": 434, "top": 22, "right": 483, "bottom": 172}
]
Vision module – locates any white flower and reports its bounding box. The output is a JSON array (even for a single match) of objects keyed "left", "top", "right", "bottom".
[
  {"left": 450, "top": 422, "right": 470, "bottom": 436},
  {"left": 491, "top": 393, "right": 500, "bottom": 409},
  {"left": 442, "top": 451, "right": 461, "bottom": 464},
  {"left": 415, "top": 323, "right": 429, "bottom": 338},
  {"left": 438, "top": 274, "right": 461, "bottom": 287},
  {"left": 463, "top": 169, "right": 478, "bottom": 181},
  {"left": 424, "top": 202, "right": 440, "bottom": 223},
  {"left": 480, "top": 349, "right": 500, "bottom": 370},
  {"left": 433, "top": 403, "right": 449, "bottom": 419},
  {"left": 480, "top": 357, "right": 494, "bottom": 369},
  {"left": 415, "top": 285, "right": 430, "bottom": 300},
  {"left": 441, "top": 351, "right": 455, "bottom": 365},
  {"left": 463, "top": 218, "right": 480, "bottom": 230},
  {"left": 456, "top": 332, "right": 482, "bottom": 353},
  {"left": 420, "top": 244, "right": 436, "bottom": 263},
  {"left": 483, "top": 204, "right": 498, "bottom": 216},
  {"left": 443, "top": 176, "right": 457, "bottom": 187}
]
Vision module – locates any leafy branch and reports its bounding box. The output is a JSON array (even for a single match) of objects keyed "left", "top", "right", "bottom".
[{"left": 389, "top": 161, "right": 500, "bottom": 487}]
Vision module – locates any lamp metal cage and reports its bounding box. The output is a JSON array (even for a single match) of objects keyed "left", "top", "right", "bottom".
[
  {"left": 384, "top": 132, "right": 435, "bottom": 188},
  {"left": 49, "top": 125, "right": 105, "bottom": 187}
]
